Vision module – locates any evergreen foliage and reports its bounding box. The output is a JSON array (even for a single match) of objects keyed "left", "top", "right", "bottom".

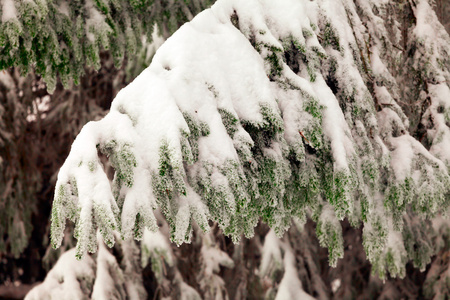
[
  {"left": 41, "top": 0, "right": 450, "bottom": 298},
  {"left": 0, "top": 0, "right": 448, "bottom": 299},
  {"left": 0, "top": 0, "right": 212, "bottom": 267},
  {"left": 0, "top": 0, "right": 214, "bottom": 92}
]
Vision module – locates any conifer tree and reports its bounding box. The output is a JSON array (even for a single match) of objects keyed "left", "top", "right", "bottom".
[{"left": 2, "top": 0, "right": 449, "bottom": 298}]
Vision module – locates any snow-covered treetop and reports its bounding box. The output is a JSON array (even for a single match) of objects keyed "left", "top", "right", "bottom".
[{"left": 51, "top": 0, "right": 450, "bottom": 278}]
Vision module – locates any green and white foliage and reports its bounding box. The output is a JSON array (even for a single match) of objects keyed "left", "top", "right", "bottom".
[
  {"left": 398, "top": 0, "right": 450, "bottom": 166},
  {"left": 25, "top": 248, "right": 96, "bottom": 300},
  {"left": 259, "top": 229, "right": 315, "bottom": 300},
  {"left": 0, "top": 0, "right": 214, "bottom": 93},
  {"left": 27, "top": 235, "right": 147, "bottom": 300},
  {"left": 141, "top": 227, "right": 173, "bottom": 283},
  {"left": 197, "top": 230, "right": 234, "bottom": 299},
  {"left": 51, "top": 0, "right": 450, "bottom": 283},
  {"left": 0, "top": 0, "right": 215, "bottom": 270},
  {"left": 140, "top": 225, "right": 202, "bottom": 299},
  {"left": 141, "top": 212, "right": 235, "bottom": 299}
]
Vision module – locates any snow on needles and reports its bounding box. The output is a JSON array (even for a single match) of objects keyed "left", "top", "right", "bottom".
[{"left": 51, "top": 0, "right": 450, "bottom": 281}]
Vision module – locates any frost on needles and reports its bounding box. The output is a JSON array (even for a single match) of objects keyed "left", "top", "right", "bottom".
[{"left": 50, "top": 0, "right": 450, "bottom": 279}]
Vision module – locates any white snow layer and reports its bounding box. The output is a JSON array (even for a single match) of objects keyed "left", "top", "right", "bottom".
[{"left": 1, "top": 0, "right": 17, "bottom": 22}]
